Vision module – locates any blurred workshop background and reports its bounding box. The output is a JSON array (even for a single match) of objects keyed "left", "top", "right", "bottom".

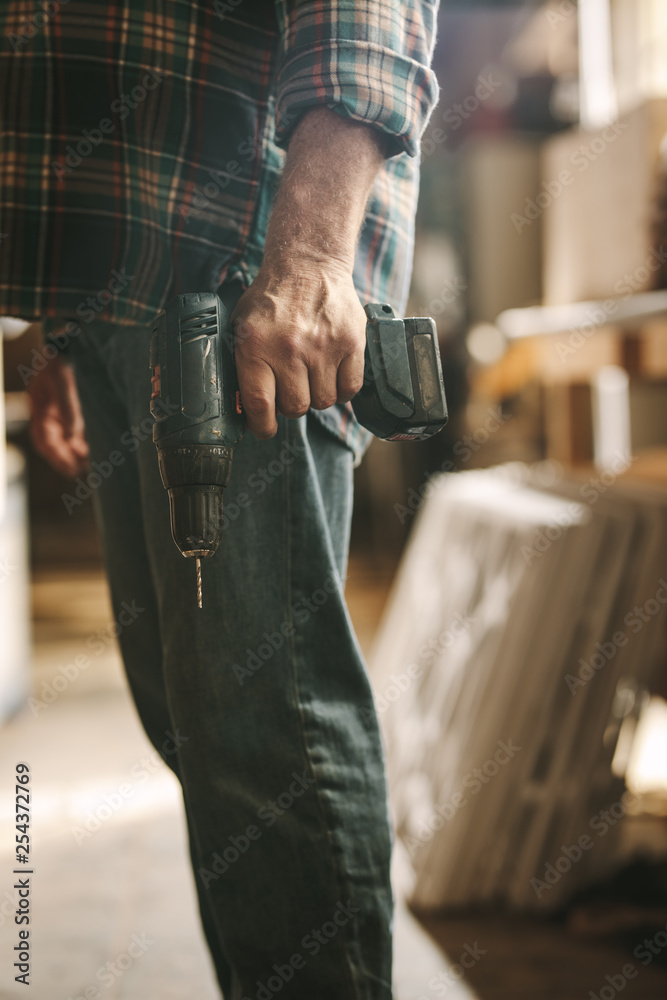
[{"left": 2, "top": 1, "right": 667, "bottom": 998}]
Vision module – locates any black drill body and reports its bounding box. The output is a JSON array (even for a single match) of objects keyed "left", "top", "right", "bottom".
[
  {"left": 150, "top": 289, "right": 245, "bottom": 564},
  {"left": 150, "top": 284, "right": 447, "bottom": 602}
]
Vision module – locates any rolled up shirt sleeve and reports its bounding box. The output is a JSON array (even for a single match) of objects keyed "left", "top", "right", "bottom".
[{"left": 273, "top": 0, "right": 440, "bottom": 157}]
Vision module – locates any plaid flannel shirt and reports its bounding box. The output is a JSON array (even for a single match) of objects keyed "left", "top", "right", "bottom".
[{"left": 0, "top": 0, "right": 439, "bottom": 458}]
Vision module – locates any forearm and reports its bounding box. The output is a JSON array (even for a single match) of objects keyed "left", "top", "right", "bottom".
[
  {"left": 232, "top": 108, "right": 388, "bottom": 438},
  {"left": 263, "top": 106, "right": 387, "bottom": 275}
]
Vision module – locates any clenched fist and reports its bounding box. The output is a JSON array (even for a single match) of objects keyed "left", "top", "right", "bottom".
[{"left": 232, "top": 259, "right": 366, "bottom": 439}]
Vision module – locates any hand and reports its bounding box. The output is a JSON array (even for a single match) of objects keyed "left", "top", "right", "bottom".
[
  {"left": 232, "top": 258, "right": 366, "bottom": 439},
  {"left": 28, "top": 354, "right": 89, "bottom": 477},
  {"left": 229, "top": 107, "right": 385, "bottom": 439}
]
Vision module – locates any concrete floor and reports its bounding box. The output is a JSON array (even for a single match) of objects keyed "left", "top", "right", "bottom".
[
  {"left": 0, "top": 563, "right": 471, "bottom": 1000},
  {"left": 2, "top": 562, "right": 665, "bottom": 999}
]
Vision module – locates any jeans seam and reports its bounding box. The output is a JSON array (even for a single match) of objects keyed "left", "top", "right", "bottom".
[{"left": 283, "top": 417, "right": 363, "bottom": 998}]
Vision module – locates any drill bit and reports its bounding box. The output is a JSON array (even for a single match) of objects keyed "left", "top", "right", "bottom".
[{"left": 196, "top": 558, "right": 203, "bottom": 609}]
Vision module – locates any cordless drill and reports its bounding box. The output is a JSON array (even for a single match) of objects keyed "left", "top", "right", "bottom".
[{"left": 150, "top": 283, "right": 447, "bottom": 607}]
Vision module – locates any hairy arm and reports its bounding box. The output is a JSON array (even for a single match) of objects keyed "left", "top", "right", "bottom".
[{"left": 232, "top": 106, "right": 386, "bottom": 439}]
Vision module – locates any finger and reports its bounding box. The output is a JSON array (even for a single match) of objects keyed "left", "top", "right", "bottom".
[
  {"left": 274, "top": 363, "right": 311, "bottom": 419},
  {"left": 236, "top": 357, "right": 278, "bottom": 439},
  {"left": 336, "top": 350, "right": 365, "bottom": 403},
  {"left": 47, "top": 360, "right": 89, "bottom": 469},
  {"left": 69, "top": 436, "right": 90, "bottom": 460},
  {"left": 308, "top": 366, "right": 338, "bottom": 411},
  {"left": 57, "top": 362, "right": 86, "bottom": 439},
  {"left": 32, "top": 415, "right": 82, "bottom": 478},
  {"left": 65, "top": 418, "right": 90, "bottom": 463}
]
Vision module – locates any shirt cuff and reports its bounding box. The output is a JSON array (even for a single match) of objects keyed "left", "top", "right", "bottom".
[{"left": 275, "top": 39, "right": 439, "bottom": 158}]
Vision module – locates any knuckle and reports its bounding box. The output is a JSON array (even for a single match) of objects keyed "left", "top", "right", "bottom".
[
  {"left": 282, "top": 398, "right": 310, "bottom": 418},
  {"left": 314, "top": 394, "right": 337, "bottom": 410},
  {"left": 233, "top": 316, "right": 261, "bottom": 347},
  {"left": 339, "top": 329, "right": 360, "bottom": 354},
  {"left": 279, "top": 334, "right": 302, "bottom": 361},
  {"left": 338, "top": 365, "right": 364, "bottom": 402},
  {"left": 244, "top": 391, "right": 273, "bottom": 415}
]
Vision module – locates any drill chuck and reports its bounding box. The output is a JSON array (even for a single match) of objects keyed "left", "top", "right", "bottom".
[{"left": 157, "top": 460, "right": 231, "bottom": 557}]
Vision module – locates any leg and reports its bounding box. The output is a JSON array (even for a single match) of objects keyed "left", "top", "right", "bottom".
[
  {"left": 67, "top": 327, "right": 234, "bottom": 995},
  {"left": 74, "top": 320, "right": 394, "bottom": 997}
]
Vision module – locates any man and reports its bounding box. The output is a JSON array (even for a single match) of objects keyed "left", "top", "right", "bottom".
[{"left": 0, "top": 1, "right": 439, "bottom": 995}]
